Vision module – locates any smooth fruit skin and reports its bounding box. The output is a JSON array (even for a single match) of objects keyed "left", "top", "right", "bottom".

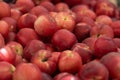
[
  {"left": 75, "top": 8, "right": 96, "bottom": 20},
  {"left": 53, "top": 72, "right": 72, "bottom": 80},
  {"left": 16, "top": 28, "right": 39, "bottom": 46},
  {"left": 95, "top": 15, "right": 112, "bottom": 25},
  {"left": 0, "top": 2, "right": 11, "bottom": 18},
  {"left": 110, "top": 20, "right": 120, "bottom": 37},
  {"left": 82, "top": 37, "right": 97, "bottom": 52},
  {"left": 0, "top": 46, "right": 16, "bottom": 64},
  {"left": 2, "top": 17, "right": 17, "bottom": 32},
  {"left": 113, "top": 38, "right": 120, "bottom": 48},
  {"left": 0, "top": 20, "right": 9, "bottom": 38},
  {"left": 15, "top": 0, "right": 35, "bottom": 13},
  {"left": 78, "top": 60, "right": 109, "bottom": 80},
  {"left": 72, "top": 43, "right": 93, "bottom": 64},
  {"left": 6, "top": 41, "right": 23, "bottom": 56},
  {"left": 74, "top": 23, "right": 91, "bottom": 42},
  {"left": 95, "top": 1, "right": 115, "bottom": 17},
  {"left": 58, "top": 50, "right": 82, "bottom": 74},
  {"left": 55, "top": 2, "right": 69, "bottom": 12},
  {"left": 23, "top": 39, "right": 46, "bottom": 61},
  {"left": 29, "top": 5, "right": 49, "bottom": 17},
  {"left": 0, "top": 33, "right": 5, "bottom": 48},
  {"left": 34, "top": 14, "right": 60, "bottom": 37},
  {"left": 6, "top": 32, "right": 16, "bottom": 43},
  {"left": 31, "top": 50, "right": 57, "bottom": 75},
  {"left": 90, "top": 24, "right": 114, "bottom": 38},
  {"left": 0, "top": 61, "right": 15, "bottom": 80},
  {"left": 71, "top": 5, "right": 89, "bottom": 13},
  {"left": 42, "top": 72, "right": 53, "bottom": 80},
  {"left": 51, "top": 29, "right": 77, "bottom": 51},
  {"left": 54, "top": 12, "right": 75, "bottom": 31},
  {"left": 10, "top": 9, "right": 22, "bottom": 21},
  {"left": 17, "top": 13, "right": 37, "bottom": 29},
  {"left": 60, "top": 75, "right": 80, "bottom": 80},
  {"left": 100, "top": 52, "right": 120, "bottom": 79},
  {"left": 39, "top": 1, "right": 55, "bottom": 12},
  {"left": 13, "top": 63, "right": 42, "bottom": 80},
  {"left": 93, "top": 36, "right": 118, "bottom": 58}
]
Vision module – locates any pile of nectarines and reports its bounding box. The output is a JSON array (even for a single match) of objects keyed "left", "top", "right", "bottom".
[{"left": 0, "top": 0, "right": 120, "bottom": 80}]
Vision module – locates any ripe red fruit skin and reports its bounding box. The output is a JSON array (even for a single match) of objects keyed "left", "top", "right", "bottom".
[
  {"left": 31, "top": 50, "right": 57, "bottom": 75},
  {"left": 0, "top": 61, "right": 15, "bottom": 80},
  {"left": 63, "top": 0, "right": 81, "bottom": 7},
  {"left": 95, "top": 1, "right": 115, "bottom": 17},
  {"left": 10, "top": 9, "right": 22, "bottom": 21},
  {"left": 82, "top": 37, "right": 97, "bottom": 53},
  {"left": 32, "top": 0, "right": 51, "bottom": 5},
  {"left": 54, "top": 12, "right": 75, "bottom": 31},
  {"left": 14, "top": 55, "right": 27, "bottom": 66},
  {"left": 75, "top": 8, "right": 96, "bottom": 20},
  {"left": 58, "top": 50, "right": 82, "bottom": 74},
  {"left": 6, "top": 41, "right": 23, "bottom": 56},
  {"left": 55, "top": 2, "right": 69, "bottom": 12},
  {"left": 51, "top": 29, "right": 78, "bottom": 51},
  {"left": 0, "top": 2, "right": 11, "bottom": 18},
  {"left": 0, "top": 20, "right": 9, "bottom": 38},
  {"left": 110, "top": 20, "right": 120, "bottom": 37},
  {"left": 72, "top": 43, "right": 93, "bottom": 64},
  {"left": 95, "top": 15, "right": 112, "bottom": 25},
  {"left": 113, "top": 38, "right": 120, "bottom": 48},
  {"left": 42, "top": 72, "right": 53, "bottom": 80},
  {"left": 93, "top": 37, "right": 118, "bottom": 58},
  {"left": 0, "top": 46, "right": 16, "bottom": 64},
  {"left": 90, "top": 23, "right": 114, "bottom": 38},
  {"left": 17, "top": 13, "right": 37, "bottom": 29},
  {"left": 53, "top": 72, "right": 72, "bottom": 80},
  {"left": 23, "top": 39, "right": 46, "bottom": 61},
  {"left": 74, "top": 23, "right": 91, "bottom": 42},
  {"left": 71, "top": 4, "right": 89, "bottom": 13},
  {"left": 49, "top": 52, "right": 61, "bottom": 63},
  {"left": 60, "top": 75, "right": 80, "bottom": 80},
  {"left": 34, "top": 14, "right": 60, "bottom": 37},
  {"left": 76, "top": 16, "right": 95, "bottom": 26},
  {"left": 15, "top": 0, "right": 35, "bottom": 13},
  {"left": 100, "top": 52, "right": 120, "bottom": 79},
  {"left": 29, "top": 6, "right": 49, "bottom": 17},
  {"left": 16, "top": 28, "right": 39, "bottom": 47},
  {"left": 6, "top": 32, "right": 16, "bottom": 43},
  {"left": 39, "top": 1, "right": 55, "bottom": 12},
  {"left": 13, "top": 63, "right": 42, "bottom": 80},
  {"left": 78, "top": 60, "right": 109, "bottom": 80},
  {"left": 0, "top": 34, "right": 5, "bottom": 48},
  {"left": 2, "top": 17, "right": 17, "bottom": 32}
]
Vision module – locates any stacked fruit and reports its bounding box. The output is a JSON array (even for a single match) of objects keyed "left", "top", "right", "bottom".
[{"left": 0, "top": 0, "right": 120, "bottom": 80}]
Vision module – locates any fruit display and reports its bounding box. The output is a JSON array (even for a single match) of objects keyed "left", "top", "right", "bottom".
[{"left": 0, "top": 0, "right": 120, "bottom": 80}]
